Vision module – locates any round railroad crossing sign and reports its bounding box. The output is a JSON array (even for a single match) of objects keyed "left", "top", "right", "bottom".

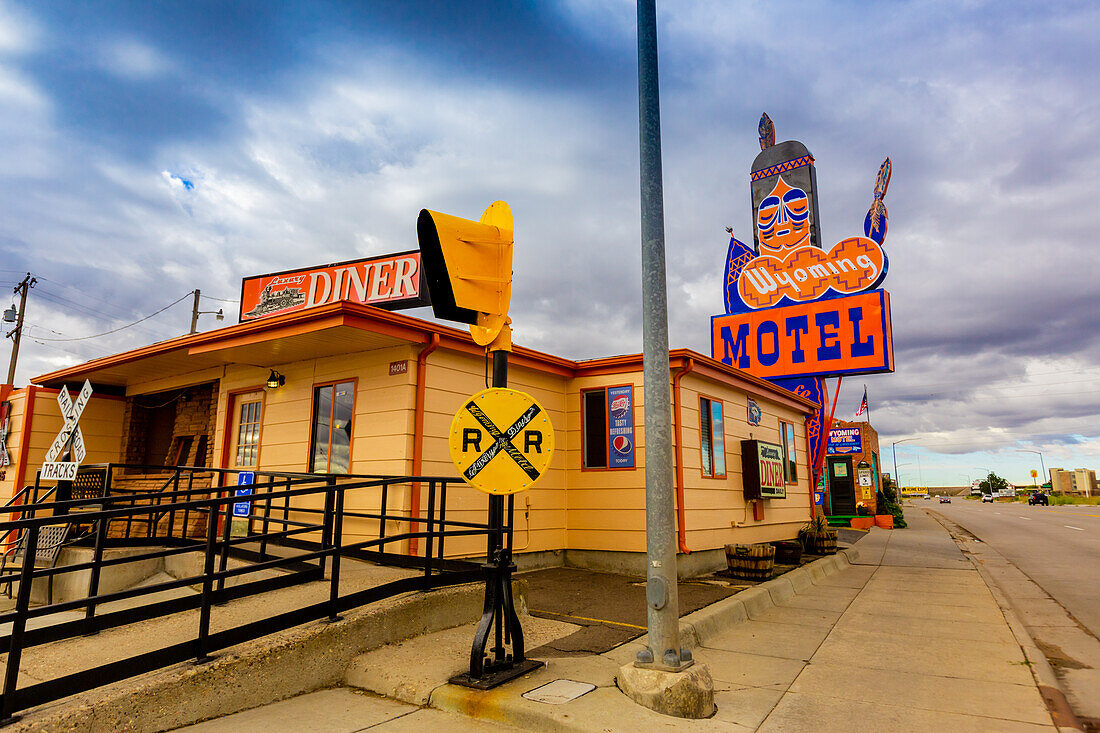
[{"left": 448, "top": 388, "right": 554, "bottom": 495}]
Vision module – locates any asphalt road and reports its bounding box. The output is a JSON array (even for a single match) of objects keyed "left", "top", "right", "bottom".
[{"left": 922, "top": 498, "right": 1100, "bottom": 637}]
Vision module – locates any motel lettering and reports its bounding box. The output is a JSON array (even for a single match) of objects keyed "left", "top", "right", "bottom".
[{"left": 712, "top": 289, "right": 893, "bottom": 380}]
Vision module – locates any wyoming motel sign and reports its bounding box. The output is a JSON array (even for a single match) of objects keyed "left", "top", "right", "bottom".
[{"left": 448, "top": 388, "right": 554, "bottom": 495}]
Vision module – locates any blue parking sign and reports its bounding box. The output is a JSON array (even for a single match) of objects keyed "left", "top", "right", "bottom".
[{"left": 233, "top": 471, "right": 255, "bottom": 518}]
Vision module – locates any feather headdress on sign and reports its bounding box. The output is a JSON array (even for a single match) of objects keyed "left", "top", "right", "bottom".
[
  {"left": 867, "top": 157, "right": 891, "bottom": 241},
  {"left": 758, "top": 113, "right": 775, "bottom": 151}
]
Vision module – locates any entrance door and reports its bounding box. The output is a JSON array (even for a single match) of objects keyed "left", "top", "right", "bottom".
[
  {"left": 226, "top": 390, "right": 264, "bottom": 536},
  {"left": 827, "top": 456, "right": 856, "bottom": 515},
  {"left": 229, "top": 391, "right": 264, "bottom": 474}
]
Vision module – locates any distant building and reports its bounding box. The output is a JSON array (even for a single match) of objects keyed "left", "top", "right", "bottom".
[{"left": 1048, "top": 468, "right": 1098, "bottom": 496}]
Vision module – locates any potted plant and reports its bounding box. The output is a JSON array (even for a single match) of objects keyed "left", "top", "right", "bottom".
[
  {"left": 798, "top": 514, "right": 838, "bottom": 555},
  {"left": 850, "top": 501, "right": 875, "bottom": 529}
]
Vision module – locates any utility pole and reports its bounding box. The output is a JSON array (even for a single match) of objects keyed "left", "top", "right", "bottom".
[
  {"left": 189, "top": 289, "right": 224, "bottom": 334},
  {"left": 4, "top": 274, "right": 36, "bottom": 385},
  {"left": 189, "top": 289, "right": 201, "bottom": 334}
]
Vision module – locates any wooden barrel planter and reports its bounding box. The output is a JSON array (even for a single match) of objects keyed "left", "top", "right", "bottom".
[
  {"left": 803, "top": 531, "right": 838, "bottom": 555},
  {"left": 771, "top": 540, "right": 803, "bottom": 565},
  {"left": 874, "top": 514, "right": 894, "bottom": 529},
  {"left": 725, "top": 543, "right": 776, "bottom": 580}
]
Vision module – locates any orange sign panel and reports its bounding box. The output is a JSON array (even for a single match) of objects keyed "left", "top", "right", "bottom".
[
  {"left": 712, "top": 290, "right": 893, "bottom": 380},
  {"left": 239, "top": 250, "right": 429, "bottom": 322}
]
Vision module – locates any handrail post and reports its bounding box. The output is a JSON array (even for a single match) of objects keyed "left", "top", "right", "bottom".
[
  {"left": 84, "top": 508, "right": 110, "bottom": 626},
  {"left": 196, "top": 503, "right": 218, "bottom": 663},
  {"left": 437, "top": 481, "right": 448, "bottom": 563},
  {"left": 216, "top": 492, "right": 233, "bottom": 597},
  {"left": 327, "top": 478, "right": 344, "bottom": 622},
  {"left": 259, "top": 474, "right": 274, "bottom": 561},
  {"left": 423, "top": 480, "right": 436, "bottom": 582},
  {"left": 319, "top": 477, "right": 335, "bottom": 575},
  {"left": 2, "top": 522, "right": 39, "bottom": 722},
  {"left": 379, "top": 480, "right": 389, "bottom": 545}
]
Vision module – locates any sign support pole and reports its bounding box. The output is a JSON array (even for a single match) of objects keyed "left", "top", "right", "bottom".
[
  {"left": 451, "top": 330, "right": 543, "bottom": 689},
  {"left": 635, "top": 0, "right": 687, "bottom": 673}
]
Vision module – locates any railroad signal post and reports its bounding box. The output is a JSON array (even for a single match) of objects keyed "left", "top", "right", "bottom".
[{"left": 417, "top": 200, "right": 546, "bottom": 687}]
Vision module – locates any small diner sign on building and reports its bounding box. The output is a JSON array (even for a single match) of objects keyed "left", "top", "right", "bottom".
[{"left": 239, "top": 250, "right": 430, "bottom": 322}]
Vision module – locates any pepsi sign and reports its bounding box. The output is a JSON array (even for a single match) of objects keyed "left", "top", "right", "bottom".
[{"left": 606, "top": 385, "right": 635, "bottom": 469}]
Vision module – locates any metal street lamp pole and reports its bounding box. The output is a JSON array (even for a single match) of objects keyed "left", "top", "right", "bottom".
[
  {"left": 1017, "top": 449, "right": 1046, "bottom": 484},
  {"left": 636, "top": 0, "right": 687, "bottom": 673},
  {"left": 891, "top": 438, "right": 913, "bottom": 494},
  {"left": 5, "top": 274, "right": 36, "bottom": 385}
]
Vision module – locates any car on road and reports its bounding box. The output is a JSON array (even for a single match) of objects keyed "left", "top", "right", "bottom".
[
  {"left": 982, "top": 494, "right": 994, "bottom": 503},
  {"left": 940, "top": 496, "right": 951, "bottom": 503},
  {"left": 1028, "top": 492, "right": 1049, "bottom": 506}
]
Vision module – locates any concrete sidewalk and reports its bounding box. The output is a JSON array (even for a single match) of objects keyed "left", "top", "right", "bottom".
[{"left": 185, "top": 508, "right": 1060, "bottom": 731}]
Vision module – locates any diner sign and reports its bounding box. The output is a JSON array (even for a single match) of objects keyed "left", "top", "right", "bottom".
[
  {"left": 239, "top": 250, "right": 430, "bottom": 322},
  {"left": 741, "top": 439, "right": 786, "bottom": 500}
]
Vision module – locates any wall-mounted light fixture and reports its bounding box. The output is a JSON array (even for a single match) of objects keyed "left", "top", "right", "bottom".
[{"left": 266, "top": 370, "right": 285, "bottom": 389}]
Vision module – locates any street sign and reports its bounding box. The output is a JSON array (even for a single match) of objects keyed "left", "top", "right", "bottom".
[
  {"left": 42, "top": 462, "right": 78, "bottom": 481},
  {"left": 233, "top": 471, "right": 256, "bottom": 517},
  {"left": 45, "top": 380, "right": 93, "bottom": 464},
  {"left": 448, "top": 388, "right": 554, "bottom": 495}
]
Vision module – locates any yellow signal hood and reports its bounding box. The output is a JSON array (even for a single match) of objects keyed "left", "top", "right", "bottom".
[{"left": 417, "top": 201, "right": 513, "bottom": 346}]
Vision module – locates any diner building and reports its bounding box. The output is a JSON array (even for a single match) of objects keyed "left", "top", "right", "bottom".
[{"left": 0, "top": 301, "right": 817, "bottom": 577}]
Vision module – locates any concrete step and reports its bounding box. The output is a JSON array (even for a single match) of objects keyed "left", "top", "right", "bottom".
[{"left": 344, "top": 614, "right": 579, "bottom": 705}]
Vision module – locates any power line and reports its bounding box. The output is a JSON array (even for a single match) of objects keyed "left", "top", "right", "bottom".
[
  {"left": 201, "top": 294, "right": 240, "bottom": 304},
  {"left": 30, "top": 293, "right": 192, "bottom": 342},
  {"left": 30, "top": 288, "right": 164, "bottom": 340}
]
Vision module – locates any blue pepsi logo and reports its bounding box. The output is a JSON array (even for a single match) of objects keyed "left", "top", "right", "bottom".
[{"left": 612, "top": 435, "right": 632, "bottom": 454}]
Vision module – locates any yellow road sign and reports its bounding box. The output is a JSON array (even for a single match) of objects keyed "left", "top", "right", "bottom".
[{"left": 448, "top": 388, "right": 554, "bottom": 495}]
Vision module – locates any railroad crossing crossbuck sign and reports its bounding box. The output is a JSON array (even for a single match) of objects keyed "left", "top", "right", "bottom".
[
  {"left": 448, "top": 388, "right": 554, "bottom": 495},
  {"left": 42, "top": 379, "right": 93, "bottom": 481}
]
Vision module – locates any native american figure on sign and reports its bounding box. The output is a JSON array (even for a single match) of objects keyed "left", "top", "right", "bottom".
[
  {"left": 719, "top": 113, "right": 894, "bottom": 484},
  {"left": 724, "top": 113, "right": 892, "bottom": 315}
]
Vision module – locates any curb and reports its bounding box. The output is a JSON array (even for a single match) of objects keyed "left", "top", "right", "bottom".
[
  {"left": 431, "top": 547, "right": 860, "bottom": 729},
  {"left": 971, "top": 556, "right": 1083, "bottom": 732},
  {"left": 928, "top": 510, "right": 1085, "bottom": 733},
  {"left": 669, "top": 547, "right": 858, "bottom": 651}
]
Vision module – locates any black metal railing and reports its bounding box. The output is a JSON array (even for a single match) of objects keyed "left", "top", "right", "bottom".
[{"left": 0, "top": 464, "right": 503, "bottom": 722}]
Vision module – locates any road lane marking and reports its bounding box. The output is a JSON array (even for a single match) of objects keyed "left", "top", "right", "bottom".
[
  {"left": 1065, "top": 525, "right": 1085, "bottom": 531},
  {"left": 1018, "top": 517, "right": 1032, "bottom": 520}
]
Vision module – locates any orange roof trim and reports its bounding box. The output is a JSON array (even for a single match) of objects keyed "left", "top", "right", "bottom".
[{"left": 32, "top": 301, "right": 813, "bottom": 411}]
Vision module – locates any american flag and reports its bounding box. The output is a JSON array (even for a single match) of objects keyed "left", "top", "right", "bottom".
[{"left": 855, "top": 387, "right": 868, "bottom": 417}]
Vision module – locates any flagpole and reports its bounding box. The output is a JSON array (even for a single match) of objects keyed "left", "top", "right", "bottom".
[{"left": 865, "top": 384, "right": 870, "bottom": 424}]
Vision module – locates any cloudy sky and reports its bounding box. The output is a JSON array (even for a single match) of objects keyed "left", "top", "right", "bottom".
[{"left": 1, "top": 1, "right": 1098, "bottom": 487}]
